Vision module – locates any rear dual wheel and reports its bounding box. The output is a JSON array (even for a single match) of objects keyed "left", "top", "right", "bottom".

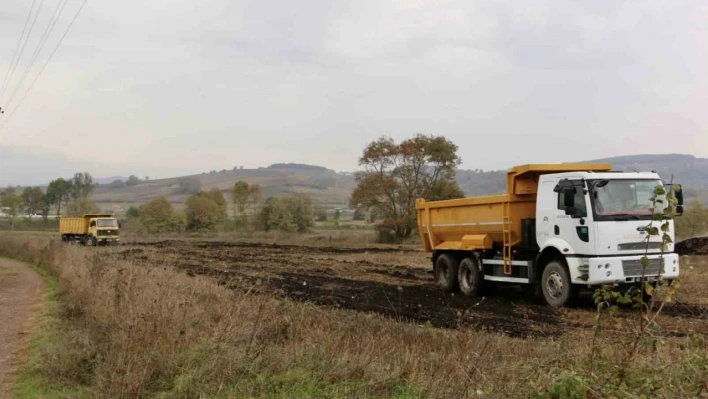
[
  {"left": 435, "top": 254, "right": 486, "bottom": 296},
  {"left": 458, "top": 257, "right": 483, "bottom": 297},
  {"left": 434, "top": 254, "right": 459, "bottom": 292}
]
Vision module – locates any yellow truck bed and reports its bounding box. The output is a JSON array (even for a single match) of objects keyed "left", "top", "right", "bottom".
[{"left": 59, "top": 217, "right": 90, "bottom": 235}]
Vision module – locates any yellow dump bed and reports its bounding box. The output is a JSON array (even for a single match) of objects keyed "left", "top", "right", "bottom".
[
  {"left": 60, "top": 217, "right": 90, "bottom": 235},
  {"left": 416, "top": 164, "right": 611, "bottom": 253}
]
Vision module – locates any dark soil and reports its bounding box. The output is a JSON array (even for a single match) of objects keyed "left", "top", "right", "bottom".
[
  {"left": 115, "top": 240, "right": 708, "bottom": 339},
  {"left": 675, "top": 237, "right": 708, "bottom": 256}
]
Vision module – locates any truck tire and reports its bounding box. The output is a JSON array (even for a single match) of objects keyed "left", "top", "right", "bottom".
[
  {"left": 84, "top": 237, "right": 96, "bottom": 247},
  {"left": 458, "top": 257, "right": 483, "bottom": 297},
  {"left": 435, "top": 253, "right": 459, "bottom": 292},
  {"left": 541, "top": 260, "right": 576, "bottom": 307}
]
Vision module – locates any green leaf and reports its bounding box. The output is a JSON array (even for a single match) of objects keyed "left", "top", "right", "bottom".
[
  {"left": 660, "top": 223, "right": 669, "bottom": 232},
  {"left": 646, "top": 227, "right": 659, "bottom": 236},
  {"left": 640, "top": 257, "right": 650, "bottom": 267},
  {"left": 644, "top": 282, "right": 655, "bottom": 296}
]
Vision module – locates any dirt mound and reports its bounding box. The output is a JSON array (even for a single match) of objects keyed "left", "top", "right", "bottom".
[{"left": 675, "top": 237, "right": 708, "bottom": 256}]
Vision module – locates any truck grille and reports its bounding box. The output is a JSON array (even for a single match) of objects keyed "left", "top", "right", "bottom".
[
  {"left": 98, "top": 230, "right": 118, "bottom": 236},
  {"left": 618, "top": 242, "right": 662, "bottom": 251},
  {"left": 622, "top": 258, "right": 664, "bottom": 277}
]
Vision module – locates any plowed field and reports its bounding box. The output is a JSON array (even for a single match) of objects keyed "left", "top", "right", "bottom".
[{"left": 115, "top": 240, "right": 708, "bottom": 339}]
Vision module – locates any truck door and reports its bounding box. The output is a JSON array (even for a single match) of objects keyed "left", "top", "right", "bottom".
[{"left": 553, "top": 180, "right": 594, "bottom": 255}]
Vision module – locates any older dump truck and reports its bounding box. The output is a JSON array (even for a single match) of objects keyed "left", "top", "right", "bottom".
[
  {"left": 60, "top": 214, "right": 121, "bottom": 246},
  {"left": 417, "top": 164, "right": 683, "bottom": 307}
]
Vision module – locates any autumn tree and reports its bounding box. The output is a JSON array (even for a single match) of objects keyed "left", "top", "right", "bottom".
[
  {"left": 1, "top": 187, "right": 25, "bottom": 229},
  {"left": 185, "top": 189, "right": 228, "bottom": 231},
  {"left": 350, "top": 134, "right": 464, "bottom": 242},
  {"left": 22, "top": 187, "right": 44, "bottom": 220},
  {"left": 46, "top": 178, "right": 72, "bottom": 217},
  {"left": 138, "top": 197, "right": 185, "bottom": 233}
]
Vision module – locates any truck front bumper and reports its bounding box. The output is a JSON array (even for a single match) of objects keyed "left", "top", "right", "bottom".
[
  {"left": 98, "top": 237, "right": 120, "bottom": 245},
  {"left": 578, "top": 253, "right": 679, "bottom": 285}
]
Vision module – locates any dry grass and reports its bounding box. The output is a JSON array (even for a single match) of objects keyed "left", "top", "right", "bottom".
[{"left": 0, "top": 234, "right": 706, "bottom": 398}]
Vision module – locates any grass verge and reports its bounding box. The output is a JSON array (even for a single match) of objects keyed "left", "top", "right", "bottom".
[{"left": 8, "top": 259, "right": 91, "bottom": 399}]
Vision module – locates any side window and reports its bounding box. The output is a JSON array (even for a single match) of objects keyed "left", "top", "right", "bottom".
[
  {"left": 557, "top": 180, "right": 587, "bottom": 217},
  {"left": 90, "top": 221, "right": 96, "bottom": 227}
]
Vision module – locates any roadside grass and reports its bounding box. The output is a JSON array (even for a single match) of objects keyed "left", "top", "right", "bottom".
[
  {"left": 3, "top": 259, "right": 91, "bottom": 399},
  {"left": 0, "top": 233, "right": 706, "bottom": 398}
]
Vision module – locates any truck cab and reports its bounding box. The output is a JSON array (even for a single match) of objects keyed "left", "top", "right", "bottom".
[
  {"left": 536, "top": 172, "right": 679, "bottom": 298},
  {"left": 88, "top": 217, "right": 121, "bottom": 246}
]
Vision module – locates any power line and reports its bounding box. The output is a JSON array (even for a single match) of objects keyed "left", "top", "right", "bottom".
[
  {"left": 0, "top": 0, "right": 39, "bottom": 99},
  {"left": 3, "top": 0, "right": 71, "bottom": 108},
  {"left": 0, "top": 0, "right": 47, "bottom": 103},
  {"left": 0, "top": 0, "right": 89, "bottom": 133}
]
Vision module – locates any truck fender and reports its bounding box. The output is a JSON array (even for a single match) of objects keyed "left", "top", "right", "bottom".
[{"left": 534, "top": 241, "right": 571, "bottom": 282}]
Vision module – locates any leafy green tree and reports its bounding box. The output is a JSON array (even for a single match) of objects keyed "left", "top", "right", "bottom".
[
  {"left": 257, "top": 198, "right": 296, "bottom": 232},
  {"left": 176, "top": 177, "right": 201, "bottom": 195},
  {"left": 185, "top": 190, "right": 228, "bottom": 231},
  {"left": 257, "top": 194, "right": 313, "bottom": 233},
  {"left": 350, "top": 134, "right": 463, "bottom": 242},
  {"left": 231, "top": 181, "right": 250, "bottom": 218},
  {"left": 22, "top": 187, "right": 43, "bottom": 220},
  {"left": 65, "top": 198, "right": 100, "bottom": 216},
  {"left": 70, "top": 172, "right": 95, "bottom": 200},
  {"left": 138, "top": 198, "right": 185, "bottom": 233},
  {"left": 1, "top": 187, "right": 25, "bottom": 229},
  {"left": 125, "top": 206, "right": 140, "bottom": 219},
  {"left": 39, "top": 194, "right": 52, "bottom": 225},
  {"left": 46, "top": 178, "right": 72, "bottom": 217}
]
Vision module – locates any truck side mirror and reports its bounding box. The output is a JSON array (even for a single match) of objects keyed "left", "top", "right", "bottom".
[{"left": 675, "top": 185, "right": 684, "bottom": 206}]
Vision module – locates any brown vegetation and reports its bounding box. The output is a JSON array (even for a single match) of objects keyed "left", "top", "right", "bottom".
[{"left": 0, "top": 234, "right": 706, "bottom": 398}]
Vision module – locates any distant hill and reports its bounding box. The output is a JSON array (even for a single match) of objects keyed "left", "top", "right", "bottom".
[
  {"left": 91, "top": 164, "right": 356, "bottom": 213},
  {"left": 89, "top": 154, "right": 708, "bottom": 214}
]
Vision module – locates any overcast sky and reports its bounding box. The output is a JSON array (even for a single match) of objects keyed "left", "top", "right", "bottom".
[{"left": 0, "top": 0, "right": 707, "bottom": 185}]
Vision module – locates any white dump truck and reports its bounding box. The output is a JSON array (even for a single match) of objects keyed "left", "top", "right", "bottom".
[{"left": 417, "top": 164, "right": 683, "bottom": 307}]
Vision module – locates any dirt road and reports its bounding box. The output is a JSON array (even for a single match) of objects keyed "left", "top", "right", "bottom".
[{"left": 0, "top": 258, "right": 46, "bottom": 399}]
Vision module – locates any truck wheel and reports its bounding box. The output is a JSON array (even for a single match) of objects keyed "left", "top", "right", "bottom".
[
  {"left": 458, "top": 257, "right": 482, "bottom": 296},
  {"left": 541, "top": 260, "right": 575, "bottom": 307},
  {"left": 435, "top": 253, "right": 459, "bottom": 292},
  {"left": 85, "top": 237, "right": 96, "bottom": 247}
]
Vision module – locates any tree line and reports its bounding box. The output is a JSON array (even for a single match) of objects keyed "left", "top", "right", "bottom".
[
  {"left": 1, "top": 172, "right": 99, "bottom": 229},
  {"left": 127, "top": 182, "right": 315, "bottom": 234}
]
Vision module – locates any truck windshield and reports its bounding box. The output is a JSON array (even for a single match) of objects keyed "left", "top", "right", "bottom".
[
  {"left": 97, "top": 219, "right": 118, "bottom": 228},
  {"left": 589, "top": 179, "right": 665, "bottom": 220}
]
